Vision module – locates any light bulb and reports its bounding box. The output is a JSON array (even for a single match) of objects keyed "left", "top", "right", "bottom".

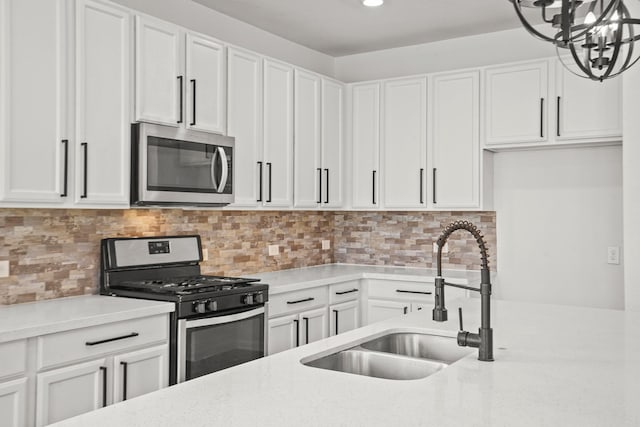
[
  {"left": 362, "top": 0, "right": 383, "bottom": 6},
  {"left": 584, "top": 11, "right": 597, "bottom": 25}
]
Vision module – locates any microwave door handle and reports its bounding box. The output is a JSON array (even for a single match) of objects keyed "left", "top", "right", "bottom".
[
  {"left": 210, "top": 147, "right": 220, "bottom": 191},
  {"left": 216, "top": 147, "right": 229, "bottom": 194}
]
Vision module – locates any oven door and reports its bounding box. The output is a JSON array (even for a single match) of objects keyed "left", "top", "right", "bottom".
[{"left": 177, "top": 306, "right": 265, "bottom": 382}]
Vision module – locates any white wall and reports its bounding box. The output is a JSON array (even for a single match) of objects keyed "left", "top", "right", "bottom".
[
  {"left": 335, "top": 26, "right": 555, "bottom": 82},
  {"left": 493, "top": 146, "right": 624, "bottom": 310},
  {"left": 622, "top": 2, "right": 640, "bottom": 311},
  {"left": 111, "top": 0, "right": 335, "bottom": 77}
]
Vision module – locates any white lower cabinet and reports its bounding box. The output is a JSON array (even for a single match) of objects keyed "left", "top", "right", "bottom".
[
  {"left": 329, "top": 300, "right": 360, "bottom": 336},
  {"left": 112, "top": 345, "right": 168, "bottom": 404},
  {"left": 0, "top": 377, "right": 28, "bottom": 427},
  {"left": 36, "top": 358, "right": 108, "bottom": 426},
  {"left": 267, "top": 308, "right": 328, "bottom": 355},
  {"left": 367, "top": 299, "right": 410, "bottom": 324}
]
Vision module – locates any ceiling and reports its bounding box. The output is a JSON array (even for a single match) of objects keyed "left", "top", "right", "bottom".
[{"left": 192, "top": 0, "right": 524, "bottom": 57}]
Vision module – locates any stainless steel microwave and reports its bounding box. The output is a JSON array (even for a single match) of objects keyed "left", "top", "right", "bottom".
[{"left": 131, "top": 122, "right": 234, "bottom": 207}]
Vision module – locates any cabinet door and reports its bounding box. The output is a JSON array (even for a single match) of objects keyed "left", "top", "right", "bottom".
[
  {"left": 321, "top": 78, "right": 344, "bottom": 208},
  {"left": 113, "top": 345, "right": 168, "bottom": 404},
  {"left": 75, "top": 0, "right": 130, "bottom": 205},
  {"left": 267, "top": 314, "right": 298, "bottom": 355},
  {"left": 0, "top": 0, "right": 69, "bottom": 202},
  {"left": 227, "top": 47, "right": 263, "bottom": 207},
  {"left": 485, "top": 60, "right": 548, "bottom": 145},
  {"left": 366, "top": 299, "right": 409, "bottom": 325},
  {"left": 430, "top": 71, "right": 480, "bottom": 209},
  {"left": 0, "top": 377, "right": 27, "bottom": 427},
  {"left": 382, "top": 76, "right": 427, "bottom": 208},
  {"left": 330, "top": 300, "right": 360, "bottom": 336},
  {"left": 186, "top": 33, "right": 226, "bottom": 134},
  {"left": 263, "top": 59, "right": 293, "bottom": 207},
  {"left": 555, "top": 60, "right": 622, "bottom": 141},
  {"left": 299, "top": 307, "right": 328, "bottom": 345},
  {"left": 294, "top": 69, "right": 321, "bottom": 208},
  {"left": 351, "top": 83, "right": 380, "bottom": 208},
  {"left": 36, "top": 358, "right": 108, "bottom": 427},
  {"left": 134, "top": 15, "right": 182, "bottom": 126}
]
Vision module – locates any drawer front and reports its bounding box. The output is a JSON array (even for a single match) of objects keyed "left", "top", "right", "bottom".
[
  {"left": 37, "top": 314, "right": 168, "bottom": 370},
  {"left": 367, "top": 279, "right": 434, "bottom": 302},
  {"left": 268, "top": 287, "right": 328, "bottom": 318},
  {"left": 329, "top": 280, "right": 361, "bottom": 304},
  {"left": 0, "top": 339, "right": 27, "bottom": 379}
]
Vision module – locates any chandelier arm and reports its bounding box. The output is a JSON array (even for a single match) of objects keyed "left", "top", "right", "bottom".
[
  {"left": 512, "top": 0, "right": 557, "bottom": 43},
  {"left": 569, "top": 0, "right": 621, "bottom": 41},
  {"left": 565, "top": 43, "right": 598, "bottom": 80}
]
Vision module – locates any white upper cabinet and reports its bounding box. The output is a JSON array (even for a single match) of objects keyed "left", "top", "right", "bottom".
[
  {"left": 75, "top": 0, "right": 131, "bottom": 205},
  {"left": 185, "top": 33, "right": 226, "bottom": 134},
  {"left": 555, "top": 59, "right": 622, "bottom": 141},
  {"left": 0, "top": 0, "right": 70, "bottom": 203},
  {"left": 294, "top": 69, "right": 322, "bottom": 208},
  {"left": 134, "top": 15, "right": 182, "bottom": 126},
  {"left": 351, "top": 82, "right": 381, "bottom": 209},
  {"left": 484, "top": 60, "right": 548, "bottom": 146},
  {"left": 263, "top": 59, "right": 294, "bottom": 207},
  {"left": 429, "top": 70, "right": 480, "bottom": 209},
  {"left": 227, "top": 47, "right": 263, "bottom": 207},
  {"left": 321, "top": 78, "right": 344, "bottom": 208},
  {"left": 382, "top": 76, "right": 427, "bottom": 208}
]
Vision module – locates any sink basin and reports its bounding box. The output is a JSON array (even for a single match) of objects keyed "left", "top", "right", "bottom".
[
  {"left": 360, "top": 332, "right": 472, "bottom": 364},
  {"left": 304, "top": 348, "right": 447, "bottom": 380},
  {"left": 302, "top": 332, "right": 472, "bottom": 380}
]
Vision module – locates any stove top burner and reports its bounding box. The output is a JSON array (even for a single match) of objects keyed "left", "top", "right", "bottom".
[{"left": 118, "top": 275, "right": 261, "bottom": 295}]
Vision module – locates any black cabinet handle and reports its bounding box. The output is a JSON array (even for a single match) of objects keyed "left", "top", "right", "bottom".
[
  {"left": 86, "top": 332, "right": 139, "bottom": 346},
  {"left": 432, "top": 168, "right": 437, "bottom": 204},
  {"left": 317, "top": 168, "right": 322, "bottom": 203},
  {"left": 333, "top": 309, "right": 339, "bottom": 335},
  {"left": 120, "top": 361, "right": 128, "bottom": 401},
  {"left": 286, "top": 297, "right": 314, "bottom": 305},
  {"left": 266, "top": 162, "right": 272, "bottom": 203},
  {"left": 177, "top": 76, "right": 183, "bottom": 124},
  {"left": 372, "top": 170, "right": 377, "bottom": 205},
  {"left": 294, "top": 319, "right": 299, "bottom": 347},
  {"left": 420, "top": 168, "right": 424, "bottom": 204},
  {"left": 540, "top": 97, "right": 544, "bottom": 138},
  {"left": 100, "top": 366, "right": 107, "bottom": 407},
  {"left": 396, "top": 289, "right": 432, "bottom": 295},
  {"left": 81, "top": 142, "right": 88, "bottom": 198},
  {"left": 324, "top": 168, "right": 329, "bottom": 204},
  {"left": 335, "top": 288, "right": 359, "bottom": 295},
  {"left": 257, "top": 161, "right": 263, "bottom": 202},
  {"left": 61, "top": 139, "right": 68, "bottom": 197},
  {"left": 556, "top": 96, "right": 561, "bottom": 137},
  {"left": 403, "top": 306, "right": 408, "bottom": 315},
  {"left": 190, "top": 79, "right": 196, "bottom": 126},
  {"left": 303, "top": 317, "right": 309, "bottom": 344}
]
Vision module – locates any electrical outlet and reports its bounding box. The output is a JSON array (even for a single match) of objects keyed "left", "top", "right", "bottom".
[
  {"left": 268, "top": 245, "right": 279, "bottom": 256},
  {"left": 607, "top": 246, "right": 620, "bottom": 265},
  {"left": 202, "top": 248, "right": 209, "bottom": 261},
  {"left": 322, "top": 240, "right": 330, "bottom": 250},
  {"left": 432, "top": 242, "right": 448, "bottom": 253},
  {"left": 0, "top": 260, "right": 9, "bottom": 278}
]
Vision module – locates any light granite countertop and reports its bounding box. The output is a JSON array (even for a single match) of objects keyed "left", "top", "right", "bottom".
[
  {"left": 248, "top": 263, "right": 483, "bottom": 294},
  {"left": 0, "top": 295, "right": 174, "bottom": 343},
  {"left": 51, "top": 297, "right": 640, "bottom": 427}
]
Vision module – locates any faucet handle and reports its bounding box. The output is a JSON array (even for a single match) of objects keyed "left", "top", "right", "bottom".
[{"left": 458, "top": 307, "right": 464, "bottom": 332}]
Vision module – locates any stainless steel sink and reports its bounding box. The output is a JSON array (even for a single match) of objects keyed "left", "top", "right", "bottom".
[
  {"left": 302, "top": 332, "right": 472, "bottom": 380},
  {"left": 360, "top": 332, "right": 472, "bottom": 364},
  {"left": 304, "top": 348, "right": 446, "bottom": 380}
]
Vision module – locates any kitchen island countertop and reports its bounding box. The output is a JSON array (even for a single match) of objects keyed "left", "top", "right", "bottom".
[{"left": 51, "top": 296, "right": 640, "bottom": 427}]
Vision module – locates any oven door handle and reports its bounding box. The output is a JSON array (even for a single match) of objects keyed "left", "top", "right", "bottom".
[{"left": 185, "top": 306, "right": 265, "bottom": 329}]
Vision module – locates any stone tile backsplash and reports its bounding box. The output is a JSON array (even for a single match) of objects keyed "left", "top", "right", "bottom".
[{"left": 0, "top": 209, "right": 495, "bottom": 305}]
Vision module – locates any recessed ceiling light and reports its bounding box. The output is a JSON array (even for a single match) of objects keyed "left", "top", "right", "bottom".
[{"left": 362, "top": 0, "right": 384, "bottom": 7}]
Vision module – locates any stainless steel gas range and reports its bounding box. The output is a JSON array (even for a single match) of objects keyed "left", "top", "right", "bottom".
[{"left": 100, "top": 235, "right": 268, "bottom": 384}]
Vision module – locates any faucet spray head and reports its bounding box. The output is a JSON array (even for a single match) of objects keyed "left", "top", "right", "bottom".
[{"left": 432, "top": 276, "right": 448, "bottom": 322}]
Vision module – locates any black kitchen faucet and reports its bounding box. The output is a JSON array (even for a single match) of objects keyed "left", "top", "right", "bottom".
[{"left": 432, "top": 220, "right": 494, "bottom": 362}]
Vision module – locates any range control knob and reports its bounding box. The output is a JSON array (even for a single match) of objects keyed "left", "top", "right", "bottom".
[
  {"left": 193, "top": 301, "right": 207, "bottom": 314},
  {"left": 207, "top": 300, "right": 218, "bottom": 312},
  {"left": 254, "top": 292, "right": 264, "bottom": 304},
  {"left": 243, "top": 294, "right": 254, "bottom": 305}
]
